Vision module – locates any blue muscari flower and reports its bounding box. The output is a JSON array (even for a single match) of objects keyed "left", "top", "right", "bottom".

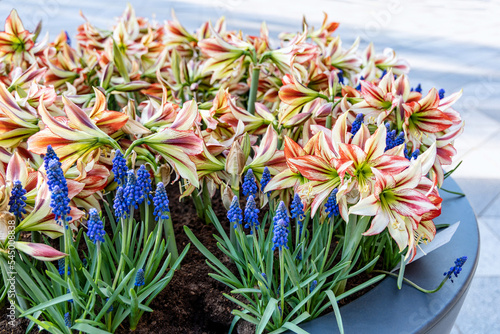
[
  {"left": 8, "top": 180, "right": 27, "bottom": 219},
  {"left": 385, "top": 123, "right": 405, "bottom": 151},
  {"left": 153, "top": 182, "right": 170, "bottom": 221},
  {"left": 50, "top": 185, "right": 72, "bottom": 225},
  {"left": 404, "top": 144, "right": 420, "bottom": 161},
  {"left": 227, "top": 196, "right": 243, "bottom": 229},
  {"left": 242, "top": 169, "right": 258, "bottom": 199},
  {"left": 113, "top": 186, "right": 129, "bottom": 219},
  {"left": 82, "top": 258, "right": 88, "bottom": 268},
  {"left": 67, "top": 288, "right": 73, "bottom": 303},
  {"left": 296, "top": 250, "right": 302, "bottom": 261},
  {"left": 325, "top": 189, "right": 339, "bottom": 218},
  {"left": 43, "top": 145, "right": 58, "bottom": 173},
  {"left": 337, "top": 69, "right": 344, "bottom": 85},
  {"left": 112, "top": 150, "right": 128, "bottom": 185},
  {"left": 65, "top": 31, "right": 71, "bottom": 46},
  {"left": 444, "top": 256, "right": 467, "bottom": 283},
  {"left": 136, "top": 165, "right": 152, "bottom": 205},
  {"left": 260, "top": 167, "right": 272, "bottom": 195},
  {"left": 58, "top": 258, "right": 70, "bottom": 276},
  {"left": 123, "top": 170, "right": 142, "bottom": 209},
  {"left": 87, "top": 208, "right": 105, "bottom": 244},
  {"left": 272, "top": 219, "right": 289, "bottom": 251},
  {"left": 106, "top": 297, "right": 113, "bottom": 313},
  {"left": 310, "top": 280, "right": 318, "bottom": 293},
  {"left": 46, "top": 157, "right": 71, "bottom": 225},
  {"left": 244, "top": 195, "right": 259, "bottom": 233},
  {"left": 290, "top": 194, "right": 305, "bottom": 221},
  {"left": 356, "top": 76, "right": 364, "bottom": 91},
  {"left": 414, "top": 83, "right": 422, "bottom": 94},
  {"left": 273, "top": 201, "right": 290, "bottom": 227},
  {"left": 64, "top": 312, "right": 71, "bottom": 327},
  {"left": 351, "top": 114, "right": 364, "bottom": 136},
  {"left": 135, "top": 268, "right": 145, "bottom": 287},
  {"left": 380, "top": 69, "right": 387, "bottom": 79},
  {"left": 439, "top": 88, "right": 445, "bottom": 99}
]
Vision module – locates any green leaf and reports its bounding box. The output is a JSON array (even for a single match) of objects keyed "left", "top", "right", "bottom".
[
  {"left": 325, "top": 290, "right": 344, "bottom": 334},
  {"left": 231, "top": 310, "right": 260, "bottom": 326},
  {"left": 20, "top": 293, "right": 73, "bottom": 317},
  {"left": 184, "top": 226, "right": 240, "bottom": 283},
  {"left": 112, "top": 40, "right": 130, "bottom": 83},
  {"left": 336, "top": 274, "right": 386, "bottom": 301},
  {"left": 72, "top": 322, "right": 112, "bottom": 334},
  {"left": 397, "top": 254, "right": 406, "bottom": 290},
  {"left": 282, "top": 321, "right": 310, "bottom": 334},
  {"left": 256, "top": 298, "right": 278, "bottom": 334}
]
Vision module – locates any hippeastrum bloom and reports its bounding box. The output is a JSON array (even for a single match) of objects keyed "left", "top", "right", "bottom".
[
  {"left": 28, "top": 95, "right": 121, "bottom": 173},
  {"left": 87, "top": 88, "right": 129, "bottom": 135},
  {"left": 199, "top": 27, "right": 254, "bottom": 83},
  {"left": 126, "top": 101, "right": 203, "bottom": 187},
  {"left": 403, "top": 88, "right": 453, "bottom": 147},
  {"left": 11, "top": 241, "right": 67, "bottom": 261},
  {"left": 0, "top": 82, "right": 39, "bottom": 148},
  {"left": 278, "top": 74, "right": 323, "bottom": 124},
  {"left": 0, "top": 10, "right": 35, "bottom": 67},
  {"left": 335, "top": 123, "right": 409, "bottom": 197},
  {"left": 349, "top": 162, "right": 437, "bottom": 257},
  {"left": 245, "top": 125, "right": 286, "bottom": 178}
]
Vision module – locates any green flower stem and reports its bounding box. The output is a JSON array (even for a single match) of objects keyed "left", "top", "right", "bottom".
[
  {"left": 319, "top": 220, "right": 335, "bottom": 275},
  {"left": 112, "top": 217, "right": 127, "bottom": 290},
  {"left": 247, "top": 67, "right": 260, "bottom": 115},
  {"left": 202, "top": 180, "right": 213, "bottom": 224},
  {"left": 279, "top": 249, "right": 285, "bottom": 323},
  {"left": 164, "top": 215, "right": 179, "bottom": 262},
  {"left": 251, "top": 227, "right": 265, "bottom": 272},
  {"left": 144, "top": 202, "right": 151, "bottom": 246},
  {"left": 63, "top": 220, "right": 72, "bottom": 313},
  {"left": 81, "top": 242, "right": 103, "bottom": 320},
  {"left": 372, "top": 270, "right": 450, "bottom": 293},
  {"left": 191, "top": 188, "right": 205, "bottom": 220}
]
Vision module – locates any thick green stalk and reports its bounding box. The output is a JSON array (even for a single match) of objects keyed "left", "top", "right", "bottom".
[
  {"left": 247, "top": 67, "right": 260, "bottom": 115},
  {"left": 112, "top": 217, "right": 127, "bottom": 290},
  {"left": 164, "top": 216, "right": 179, "bottom": 262}
]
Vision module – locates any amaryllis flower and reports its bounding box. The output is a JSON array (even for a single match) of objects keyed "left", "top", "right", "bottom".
[
  {"left": 0, "top": 82, "right": 39, "bottom": 148},
  {"left": 349, "top": 162, "right": 437, "bottom": 257},
  {"left": 245, "top": 125, "right": 286, "bottom": 177},
  {"left": 0, "top": 10, "right": 35, "bottom": 67},
  {"left": 335, "top": 123, "right": 409, "bottom": 197},
  {"left": 199, "top": 27, "right": 253, "bottom": 83},
  {"left": 126, "top": 100, "right": 203, "bottom": 187},
  {"left": 12, "top": 242, "right": 67, "bottom": 261},
  {"left": 278, "top": 74, "right": 323, "bottom": 124},
  {"left": 28, "top": 95, "right": 121, "bottom": 173},
  {"left": 403, "top": 88, "right": 453, "bottom": 147}
]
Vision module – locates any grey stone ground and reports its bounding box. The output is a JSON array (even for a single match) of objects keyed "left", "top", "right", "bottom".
[{"left": 1, "top": 1, "right": 499, "bottom": 332}]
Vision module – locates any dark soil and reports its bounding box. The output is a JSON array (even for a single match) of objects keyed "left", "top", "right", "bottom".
[{"left": 0, "top": 183, "right": 382, "bottom": 334}]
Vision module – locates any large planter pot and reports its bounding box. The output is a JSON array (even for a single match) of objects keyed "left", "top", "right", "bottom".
[{"left": 293, "top": 177, "right": 479, "bottom": 334}]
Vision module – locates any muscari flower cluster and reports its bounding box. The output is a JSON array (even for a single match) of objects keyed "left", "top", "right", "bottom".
[
  {"left": 272, "top": 218, "right": 289, "bottom": 252},
  {"left": 8, "top": 180, "right": 27, "bottom": 219},
  {"left": 45, "top": 147, "right": 71, "bottom": 225},
  {"left": 325, "top": 189, "right": 340, "bottom": 218},
  {"left": 260, "top": 167, "right": 272, "bottom": 195},
  {"left": 153, "top": 182, "right": 170, "bottom": 221},
  {"left": 273, "top": 201, "right": 290, "bottom": 227},
  {"left": 113, "top": 187, "right": 129, "bottom": 220},
  {"left": 404, "top": 145, "right": 420, "bottom": 161},
  {"left": 411, "top": 83, "right": 422, "bottom": 93},
  {"left": 385, "top": 123, "right": 405, "bottom": 151},
  {"left": 351, "top": 113, "right": 364, "bottom": 136},
  {"left": 112, "top": 150, "right": 128, "bottom": 185},
  {"left": 309, "top": 280, "right": 318, "bottom": 293},
  {"left": 444, "top": 256, "right": 467, "bottom": 283},
  {"left": 64, "top": 312, "right": 71, "bottom": 327},
  {"left": 135, "top": 268, "right": 145, "bottom": 287},
  {"left": 291, "top": 193, "right": 305, "bottom": 236},
  {"left": 243, "top": 195, "right": 259, "bottom": 233},
  {"left": 242, "top": 169, "right": 258, "bottom": 199},
  {"left": 228, "top": 196, "right": 243, "bottom": 229},
  {"left": 87, "top": 208, "right": 106, "bottom": 244},
  {"left": 136, "top": 165, "right": 152, "bottom": 205},
  {"left": 58, "top": 258, "right": 70, "bottom": 276},
  {"left": 123, "top": 170, "right": 142, "bottom": 210}
]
